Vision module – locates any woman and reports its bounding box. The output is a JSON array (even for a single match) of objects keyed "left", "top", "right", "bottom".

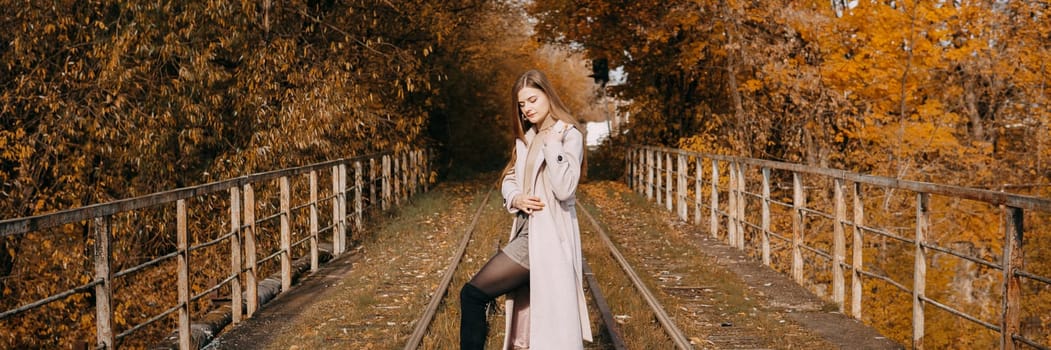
[{"left": 460, "top": 70, "right": 592, "bottom": 349}]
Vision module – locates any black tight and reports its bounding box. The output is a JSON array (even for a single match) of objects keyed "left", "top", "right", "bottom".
[
  {"left": 460, "top": 252, "right": 529, "bottom": 350},
  {"left": 469, "top": 251, "right": 530, "bottom": 296}
]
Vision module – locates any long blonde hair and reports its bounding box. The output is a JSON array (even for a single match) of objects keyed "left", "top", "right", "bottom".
[{"left": 502, "top": 70, "right": 587, "bottom": 177}]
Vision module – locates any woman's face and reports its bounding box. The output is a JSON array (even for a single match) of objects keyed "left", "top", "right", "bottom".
[{"left": 517, "top": 87, "right": 552, "bottom": 126}]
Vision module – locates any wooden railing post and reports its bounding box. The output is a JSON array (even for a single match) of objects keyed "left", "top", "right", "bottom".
[
  {"left": 354, "top": 161, "right": 364, "bottom": 231},
  {"left": 383, "top": 155, "right": 391, "bottom": 211},
  {"left": 646, "top": 148, "right": 654, "bottom": 200},
  {"left": 710, "top": 159, "right": 720, "bottom": 239},
  {"left": 93, "top": 215, "right": 115, "bottom": 350},
  {"left": 735, "top": 162, "right": 746, "bottom": 249},
  {"left": 1002, "top": 206, "right": 1023, "bottom": 350},
  {"left": 914, "top": 192, "right": 929, "bottom": 350},
  {"left": 409, "top": 151, "right": 417, "bottom": 198},
  {"left": 678, "top": 152, "right": 687, "bottom": 221},
  {"left": 176, "top": 199, "right": 190, "bottom": 350},
  {"left": 694, "top": 156, "right": 703, "bottom": 225},
  {"left": 339, "top": 163, "right": 348, "bottom": 251},
  {"left": 792, "top": 172, "right": 805, "bottom": 284},
  {"left": 394, "top": 153, "right": 402, "bottom": 207},
  {"left": 229, "top": 187, "right": 244, "bottom": 323},
  {"left": 424, "top": 149, "right": 430, "bottom": 192},
  {"left": 309, "top": 171, "right": 319, "bottom": 272},
  {"left": 402, "top": 151, "right": 409, "bottom": 201},
  {"left": 761, "top": 168, "right": 771, "bottom": 266},
  {"left": 833, "top": 178, "right": 846, "bottom": 312},
  {"left": 331, "top": 165, "right": 342, "bottom": 256},
  {"left": 629, "top": 147, "right": 636, "bottom": 190},
  {"left": 622, "top": 145, "right": 630, "bottom": 188},
  {"left": 417, "top": 150, "right": 423, "bottom": 191},
  {"left": 243, "top": 183, "right": 258, "bottom": 316},
  {"left": 656, "top": 149, "right": 663, "bottom": 206},
  {"left": 728, "top": 161, "right": 738, "bottom": 247},
  {"left": 852, "top": 182, "right": 864, "bottom": 319},
  {"left": 637, "top": 148, "right": 644, "bottom": 192},
  {"left": 665, "top": 152, "right": 673, "bottom": 211},
  {"left": 370, "top": 158, "right": 378, "bottom": 207},
  {"left": 279, "top": 176, "right": 292, "bottom": 291}
]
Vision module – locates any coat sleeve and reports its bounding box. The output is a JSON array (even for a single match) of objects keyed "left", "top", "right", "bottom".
[
  {"left": 501, "top": 142, "right": 523, "bottom": 214},
  {"left": 541, "top": 123, "right": 583, "bottom": 201}
]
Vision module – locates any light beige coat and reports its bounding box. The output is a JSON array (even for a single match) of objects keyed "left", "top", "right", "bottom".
[{"left": 500, "top": 120, "right": 592, "bottom": 349}]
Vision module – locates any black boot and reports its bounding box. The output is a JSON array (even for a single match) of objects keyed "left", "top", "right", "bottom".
[{"left": 460, "top": 282, "right": 493, "bottom": 350}]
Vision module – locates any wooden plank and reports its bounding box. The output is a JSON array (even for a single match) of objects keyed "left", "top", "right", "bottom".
[
  {"left": 914, "top": 192, "right": 929, "bottom": 350},
  {"left": 1001, "top": 206, "right": 1023, "bottom": 350},
  {"left": 93, "top": 216, "right": 115, "bottom": 350},
  {"left": 177, "top": 200, "right": 190, "bottom": 350},
  {"left": 229, "top": 187, "right": 243, "bottom": 324}
]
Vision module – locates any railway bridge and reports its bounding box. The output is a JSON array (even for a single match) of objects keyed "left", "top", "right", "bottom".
[{"left": 2, "top": 146, "right": 1049, "bottom": 349}]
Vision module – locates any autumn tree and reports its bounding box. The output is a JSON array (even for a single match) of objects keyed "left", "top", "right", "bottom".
[
  {"left": 531, "top": 0, "right": 1051, "bottom": 347},
  {"left": 0, "top": 0, "right": 490, "bottom": 346}
]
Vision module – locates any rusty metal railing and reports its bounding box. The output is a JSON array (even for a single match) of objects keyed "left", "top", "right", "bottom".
[
  {"left": 0, "top": 149, "right": 431, "bottom": 349},
  {"left": 626, "top": 145, "right": 1050, "bottom": 350}
]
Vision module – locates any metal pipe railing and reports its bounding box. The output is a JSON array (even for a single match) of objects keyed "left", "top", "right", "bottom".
[
  {"left": 627, "top": 144, "right": 1051, "bottom": 350},
  {"left": 0, "top": 149, "right": 432, "bottom": 349}
]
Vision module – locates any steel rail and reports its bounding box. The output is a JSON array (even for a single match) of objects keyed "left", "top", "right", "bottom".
[
  {"left": 579, "top": 204, "right": 695, "bottom": 350},
  {"left": 403, "top": 188, "right": 494, "bottom": 350}
]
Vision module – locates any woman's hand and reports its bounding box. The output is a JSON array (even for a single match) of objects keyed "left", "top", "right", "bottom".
[
  {"left": 543, "top": 123, "right": 570, "bottom": 145},
  {"left": 512, "top": 194, "right": 545, "bottom": 214}
]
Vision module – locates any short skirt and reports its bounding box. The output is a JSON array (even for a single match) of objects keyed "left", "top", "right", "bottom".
[{"left": 502, "top": 213, "right": 530, "bottom": 269}]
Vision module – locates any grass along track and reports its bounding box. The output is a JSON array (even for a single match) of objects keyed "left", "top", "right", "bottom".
[
  {"left": 577, "top": 181, "right": 836, "bottom": 349},
  {"left": 210, "top": 177, "right": 849, "bottom": 349},
  {"left": 243, "top": 179, "right": 491, "bottom": 349}
]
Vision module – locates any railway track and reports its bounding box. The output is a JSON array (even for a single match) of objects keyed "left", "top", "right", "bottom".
[{"left": 405, "top": 187, "right": 694, "bottom": 349}]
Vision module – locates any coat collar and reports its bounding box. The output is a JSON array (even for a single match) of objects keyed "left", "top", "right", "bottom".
[{"left": 522, "top": 120, "right": 565, "bottom": 194}]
